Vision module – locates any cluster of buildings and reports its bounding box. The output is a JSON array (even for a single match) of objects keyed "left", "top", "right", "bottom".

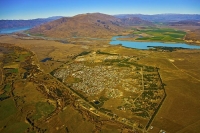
[
  {"left": 54, "top": 62, "right": 142, "bottom": 97},
  {"left": 52, "top": 53, "right": 166, "bottom": 131}
]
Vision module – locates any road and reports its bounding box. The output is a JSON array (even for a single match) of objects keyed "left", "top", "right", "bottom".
[
  {"left": 169, "top": 59, "right": 200, "bottom": 82},
  {"left": 0, "top": 67, "right": 3, "bottom": 85}
]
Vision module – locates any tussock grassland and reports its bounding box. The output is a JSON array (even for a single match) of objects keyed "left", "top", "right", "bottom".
[
  {"left": 0, "top": 35, "right": 200, "bottom": 133},
  {"left": 137, "top": 50, "right": 200, "bottom": 133}
]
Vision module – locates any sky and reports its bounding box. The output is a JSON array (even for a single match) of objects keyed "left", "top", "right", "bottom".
[{"left": 0, "top": 0, "right": 200, "bottom": 20}]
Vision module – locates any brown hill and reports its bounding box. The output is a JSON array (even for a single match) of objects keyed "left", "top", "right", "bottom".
[
  {"left": 29, "top": 13, "right": 154, "bottom": 38},
  {"left": 29, "top": 13, "right": 123, "bottom": 38}
]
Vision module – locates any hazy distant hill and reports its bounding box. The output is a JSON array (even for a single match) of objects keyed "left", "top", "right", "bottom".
[
  {"left": 120, "top": 17, "right": 154, "bottom": 26},
  {"left": 29, "top": 13, "right": 153, "bottom": 38},
  {"left": 114, "top": 14, "right": 200, "bottom": 22},
  {"left": 0, "top": 16, "right": 63, "bottom": 29},
  {"left": 168, "top": 20, "right": 200, "bottom": 26}
]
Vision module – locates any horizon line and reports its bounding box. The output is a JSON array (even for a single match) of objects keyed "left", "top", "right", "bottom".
[{"left": 1, "top": 13, "right": 200, "bottom": 20}]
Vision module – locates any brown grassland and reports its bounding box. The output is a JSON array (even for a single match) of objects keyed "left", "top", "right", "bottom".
[{"left": 0, "top": 34, "right": 200, "bottom": 133}]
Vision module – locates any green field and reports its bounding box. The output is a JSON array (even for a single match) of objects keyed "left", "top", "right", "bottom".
[
  {"left": 1, "top": 122, "right": 29, "bottom": 133},
  {"left": 134, "top": 27, "right": 186, "bottom": 42},
  {"left": 8, "top": 68, "right": 18, "bottom": 73},
  {"left": 31, "top": 102, "right": 55, "bottom": 120},
  {"left": 18, "top": 53, "right": 30, "bottom": 61},
  {"left": 0, "top": 99, "right": 17, "bottom": 120}
]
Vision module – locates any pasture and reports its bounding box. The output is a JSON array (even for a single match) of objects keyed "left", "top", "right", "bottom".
[{"left": 134, "top": 27, "right": 186, "bottom": 42}]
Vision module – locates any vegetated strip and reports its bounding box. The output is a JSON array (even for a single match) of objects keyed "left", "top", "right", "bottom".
[{"left": 145, "top": 68, "right": 167, "bottom": 130}]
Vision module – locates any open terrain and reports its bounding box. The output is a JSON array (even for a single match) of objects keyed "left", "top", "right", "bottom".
[
  {"left": 0, "top": 32, "right": 200, "bottom": 133},
  {"left": 134, "top": 27, "right": 186, "bottom": 42},
  {"left": 117, "top": 27, "right": 186, "bottom": 43},
  {"left": 0, "top": 12, "right": 200, "bottom": 133},
  {"left": 185, "top": 29, "right": 200, "bottom": 45}
]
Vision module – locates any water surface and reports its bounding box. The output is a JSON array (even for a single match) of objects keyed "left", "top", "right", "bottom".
[
  {"left": 110, "top": 36, "right": 200, "bottom": 50},
  {"left": 0, "top": 27, "right": 31, "bottom": 34}
]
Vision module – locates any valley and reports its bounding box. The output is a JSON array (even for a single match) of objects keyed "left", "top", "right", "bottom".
[{"left": 0, "top": 12, "right": 200, "bottom": 133}]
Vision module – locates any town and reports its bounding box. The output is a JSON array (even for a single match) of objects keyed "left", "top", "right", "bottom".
[{"left": 53, "top": 51, "right": 166, "bottom": 130}]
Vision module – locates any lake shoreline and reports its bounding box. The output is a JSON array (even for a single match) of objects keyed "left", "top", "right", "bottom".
[
  {"left": 116, "top": 37, "right": 185, "bottom": 44},
  {"left": 110, "top": 36, "right": 200, "bottom": 50},
  {"left": 117, "top": 37, "right": 200, "bottom": 46},
  {"left": 0, "top": 27, "right": 32, "bottom": 34}
]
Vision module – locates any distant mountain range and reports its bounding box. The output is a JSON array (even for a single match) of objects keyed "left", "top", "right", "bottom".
[
  {"left": 114, "top": 14, "right": 200, "bottom": 22},
  {"left": 1, "top": 14, "right": 200, "bottom": 30},
  {"left": 29, "top": 13, "right": 153, "bottom": 38},
  {"left": 1, "top": 13, "right": 200, "bottom": 38},
  {"left": 0, "top": 16, "right": 63, "bottom": 29},
  {"left": 168, "top": 20, "right": 200, "bottom": 26}
]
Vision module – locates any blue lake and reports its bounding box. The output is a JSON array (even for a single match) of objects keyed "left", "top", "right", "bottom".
[
  {"left": 110, "top": 36, "right": 200, "bottom": 50},
  {"left": 0, "top": 27, "right": 32, "bottom": 34}
]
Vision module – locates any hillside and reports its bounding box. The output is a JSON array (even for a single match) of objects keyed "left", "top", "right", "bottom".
[
  {"left": 29, "top": 13, "right": 153, "bottom": 38},
  {"left": 185, "top": 29, "right": 200, "bottom": 44},
  {"left": 29, "top": 13, "right": 123, "bottom": 38},
  {"left": 0, "top": 16, "right": 63, "bottom": 29}
]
